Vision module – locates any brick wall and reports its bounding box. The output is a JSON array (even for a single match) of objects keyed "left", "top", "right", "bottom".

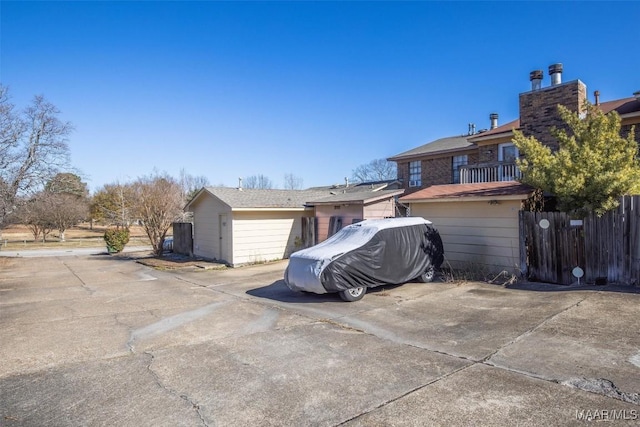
[
  {"left": 621, "top": 123, "right": 640, "bottom": 145},
  {"left": 477, "top": 145, "right": 497, "bottom": 163},
  {"left": 519, "top": 80, "right": 587, "bottom": 151},
  {"left": 424, "top": 157, "right": 452, "bottom": 185}
]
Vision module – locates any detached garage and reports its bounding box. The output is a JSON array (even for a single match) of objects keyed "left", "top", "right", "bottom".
[
  {"left": 400, "top": 182, "right": 534, "bottom": 275},
  {"left": 185, "top": 187, "right": 324, "bottom": 266}
]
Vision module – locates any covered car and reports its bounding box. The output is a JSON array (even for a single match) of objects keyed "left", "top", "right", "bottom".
[{"left": 284, "top": 217, "right": 444, "bottom": 301}]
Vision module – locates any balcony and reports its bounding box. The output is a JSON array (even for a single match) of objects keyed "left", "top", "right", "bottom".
[{"left": 459, "top": 162, "right": 521, "bottom": 184}]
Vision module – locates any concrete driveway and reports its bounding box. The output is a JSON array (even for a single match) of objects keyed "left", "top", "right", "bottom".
[{"left": 1, "top": 255, "right": 638, "bottom": 426}]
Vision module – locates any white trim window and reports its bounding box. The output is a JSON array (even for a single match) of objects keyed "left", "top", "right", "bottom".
[
  {"left": 499, "top": 143, "right": 520, "bottom": 181},
  {"left": 498, "top": 143, "right": 519, "bottom": 162},
  {"left": 452, "top": 155, "right": 468, "bottom": 184},
  {"left": 408, "top": 161, "right": 421, "bottom": 187}
]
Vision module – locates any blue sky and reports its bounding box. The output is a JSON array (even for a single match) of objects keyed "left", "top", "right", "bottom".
[{"left": 2, "top": 1, "right": 639, "bottom": 192}]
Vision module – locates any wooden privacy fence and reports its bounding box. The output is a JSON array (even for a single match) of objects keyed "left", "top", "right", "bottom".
[
  {"left": 172, "top": 222, "right": 193, "bottom": 257},
  {"left": 301, "top": 217, "right": 317, "bottom": 248},
  {"left": 520, "top": 195, "right": 640, "bottom": 285}
]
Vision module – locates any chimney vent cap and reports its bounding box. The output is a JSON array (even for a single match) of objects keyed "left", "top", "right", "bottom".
[
  {"left": 548, "top": 63, "right": 563, "bottom": 74},
  {"left": 549, "top": 63, "right": 563, "bottom": 86},
  {"left": 529, "top": 70, "right": 543, "bottom": 81}
]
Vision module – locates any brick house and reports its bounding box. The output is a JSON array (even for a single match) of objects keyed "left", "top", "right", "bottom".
[
  {"left": 388, "top": 64, "right": 640, "bottom": 273},
  {"left": 389, "top": 63, "right": 640, "bottom": 193}
]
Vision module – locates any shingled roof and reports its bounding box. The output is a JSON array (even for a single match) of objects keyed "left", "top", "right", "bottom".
[
  {"left": 188, "top": 187, "right": 328, "bottom": 210},
  {"left": 307, "top": 189, "right": 404, "bottom": 205},
  {"left": 387, "top": 135, "right": 475, "bottom": 161},
  {"left": 186, "top": 184, "right": 403, "bottom": 210},
  {"left": 400, "top": 181, "right": 534, "bottom": 202}
]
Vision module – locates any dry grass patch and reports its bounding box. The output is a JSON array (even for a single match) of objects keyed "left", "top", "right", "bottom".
[{"left": 0, "top": 223, "right": 152, "bottom": 250}]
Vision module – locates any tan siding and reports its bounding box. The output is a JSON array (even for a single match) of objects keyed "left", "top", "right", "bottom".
[
  {"left": 409, "top": 200, "right": 522, "bottom": 273},
  {"left": 232, "top": 211, "right": 311, "bottom": 266},
  {"left": 189, "top": 194, "right": 231, "bottom": 261},
  {"left": 363, "top": 199, "right": 396, "bottom": 218}
]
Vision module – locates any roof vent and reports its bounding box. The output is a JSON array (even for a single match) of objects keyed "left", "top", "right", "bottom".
[
  {"left": 634, "top": 90, "right": 640, "bottom": 101},
  {"left": 594, "top": 90, "right": 600, "bottom": 106},
  {"left": 529, "top": 70, "right": 543, "bottom": 90},
  {"left": 549, "top": 63, "right": 563, "bottom": 86},
  {"left": 238, "top": 177, "right": 243, "bottom": 191},
  {"left": 489, "top": 113, "right": 499, "bottom": 130}
]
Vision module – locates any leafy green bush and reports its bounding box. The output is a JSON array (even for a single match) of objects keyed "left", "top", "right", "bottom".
[{"left": 103, "top": 228, "right": 130, "bottom": 253}]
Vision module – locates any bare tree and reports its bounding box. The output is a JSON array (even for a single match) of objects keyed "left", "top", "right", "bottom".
[
  {"left": 0, "top": 85, "right": 73, "bottom": 233},
  {"left": 283, "top": 173, "right": 303, "bottom": 190},
  {"left": 42, "top": 192, "right": 88, "bottom": 241},
  {"left": 179, "top": 168, "right": 210, "bottom": 204},
  {"left": 132, "top": 172, "right": 183, "bottom": 256},
  {"left": 19, "top": 194, "right": 54, "bottom": 242},
  {"left": 351, "top": 158, "right": 397, "bottom": 183},
  {"left": 244, "top": 174, "right": 273, "bottom": 189}
]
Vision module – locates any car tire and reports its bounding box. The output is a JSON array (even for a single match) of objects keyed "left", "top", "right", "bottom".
[
  {"left": 418, "top": 262, "right": 435, "bottom": 283},
  {"left": 339, "top": 287, "right": 366, "bottom": 302}
]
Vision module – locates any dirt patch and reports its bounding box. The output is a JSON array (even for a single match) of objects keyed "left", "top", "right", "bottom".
[{"left": 134, "top": 253, "right": 227, "bottom": 271}]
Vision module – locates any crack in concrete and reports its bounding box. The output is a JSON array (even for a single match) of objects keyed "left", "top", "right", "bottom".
[
  {"left": 328, "top": 292, "right": 640, "bottom": 424},
  {"left": 336, "top": 363, "right": 476, "bottom": 426},
  {"left": 170, "top": 273, "right": 639, "bottom": 418},
  {"left": 127, "top": 302, "right": 228, "bottom": 352},
  {"left": 143, "top": 351, "right": 210, "bottom": 427},
  {"left": 563, "top": 378, "right": 640, "bottom": 406},
  {"left": 61, "top": 260, "right": 95, "bottom": 295},
  {"left": 482, "top": 295, "right": 589, "bottom": 363}
]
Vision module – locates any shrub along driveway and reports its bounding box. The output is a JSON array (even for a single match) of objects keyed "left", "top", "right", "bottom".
[{"left": 1, "top": 255, "right": 638, "bottom": 426}]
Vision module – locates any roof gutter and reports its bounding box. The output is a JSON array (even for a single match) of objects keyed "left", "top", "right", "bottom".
[
  {"left": 467, "top": 129, "right": 517, "bottom": 143},
  {"left": 232, "top": 207, "right": 311, "bottom": 212},
  {"left": 388, "top": 146, "right": 477, "bottom": 162},
  {"left": 401, "top": 194, "right": 531, "bottom": 203}
]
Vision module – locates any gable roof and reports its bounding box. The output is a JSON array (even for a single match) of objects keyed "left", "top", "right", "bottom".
[
  {"left": 400, "top": 181, "right": 534, "bottom": 202},
  {"left": 185, "top": 184, "right": 403, "bottom": 211},
  {"left": 599, "top": 96, "right": 640, "bottom": 116},
  {"left": 187, "top": 187, "right": 328, "bottom": 210},
  {"left": 388, "top": 135, "right": 475, "bottom": 161}
]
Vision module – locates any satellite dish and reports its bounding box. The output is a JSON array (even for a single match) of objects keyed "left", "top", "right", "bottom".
[{"left": 539, "top": 219, "right": 550, "bottom": 229}]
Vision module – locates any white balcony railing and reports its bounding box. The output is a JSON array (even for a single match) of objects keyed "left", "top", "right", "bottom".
[{"left": 459, "top": 162, "right": 521, "bottom": 184}]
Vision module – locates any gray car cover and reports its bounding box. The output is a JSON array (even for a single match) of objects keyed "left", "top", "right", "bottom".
[{"left": 284, "top": 217, "right": 444, "bottom": 294}]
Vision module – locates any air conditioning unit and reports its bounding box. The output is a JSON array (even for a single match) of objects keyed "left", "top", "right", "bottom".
[{"left": 409, "top": 180, "right": 420, "bottom": 187}]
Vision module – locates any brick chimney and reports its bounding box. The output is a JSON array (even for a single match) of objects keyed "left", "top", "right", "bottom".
[{"left": 519, "top": 64, "right": 586, "bottom": 151}]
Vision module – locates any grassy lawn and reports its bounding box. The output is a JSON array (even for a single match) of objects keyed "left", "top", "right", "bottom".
[{"left": 0, "top": 223, "right": 153, "bottom": 251}]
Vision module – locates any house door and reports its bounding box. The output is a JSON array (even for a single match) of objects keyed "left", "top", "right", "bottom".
[
  {"left": 218, "top": 214, "right": 229, "bottom": 263},
  {"left": 498, "top": 143, "right": 519, "bottom": 181}
]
